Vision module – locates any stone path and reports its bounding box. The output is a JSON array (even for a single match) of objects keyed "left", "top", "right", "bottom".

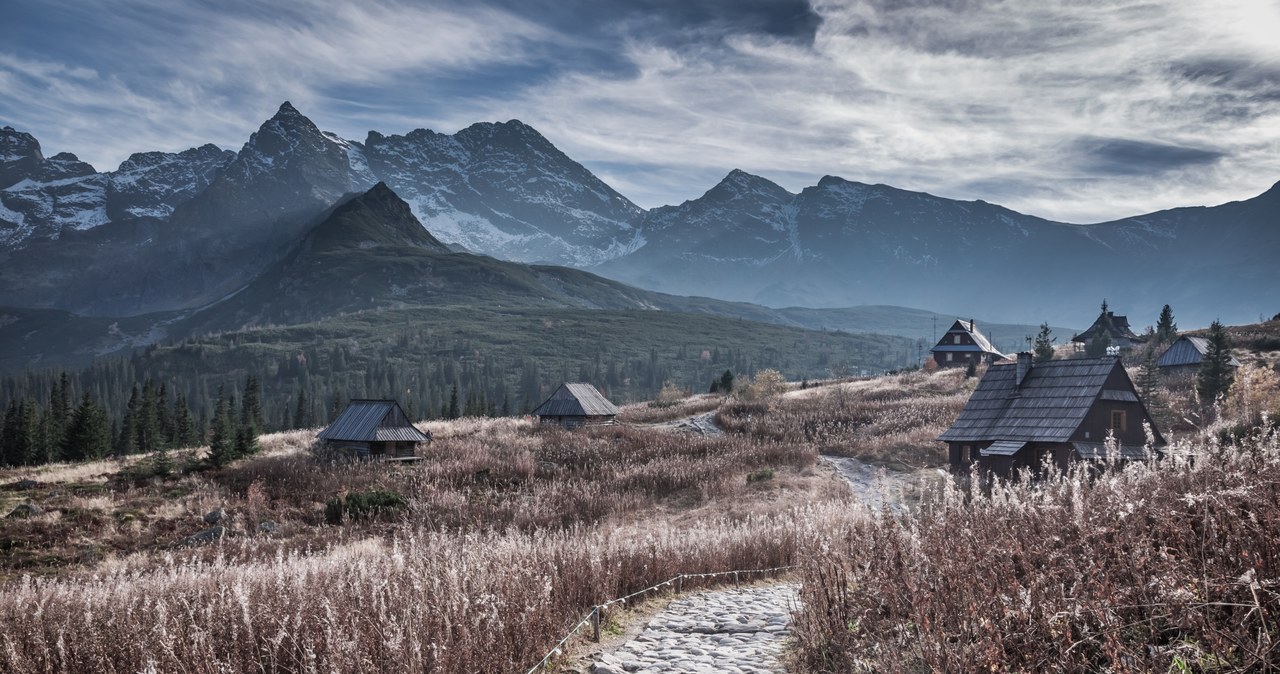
[{"left": 588, "top": 583, "right": 798, "bottom": 674}]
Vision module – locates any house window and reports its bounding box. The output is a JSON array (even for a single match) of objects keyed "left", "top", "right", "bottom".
[
  {"left": 954, "top": 334, "right": 962, "bottom": 344},
  {"left": 1111, "top": 410, "right": 1127, "bottom": 434},
  {"left": 946, "top": 353, "right": 953, "bottom": 362},
  {"left": 961, "top": 445, "right": 971, "bottom": 462}
]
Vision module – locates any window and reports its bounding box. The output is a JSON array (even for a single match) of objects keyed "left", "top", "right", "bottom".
[
  {"left": 1110, "top": 410, "right": 1127, "bottom": 434},
  {"left": 954, "top": 334, "right": 962, "bottom": 344},
  {"left": 961, "top": 445, "right": 971, "bottom": 462},
  {"left": 946, "top": 353, "right": 953, "bottom": 362}
]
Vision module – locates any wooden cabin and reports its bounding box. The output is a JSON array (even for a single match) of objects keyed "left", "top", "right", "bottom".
[
  {"left": 938, "top": 353, "right": 1165, "bottom": 478},
  {"left": 930, "top": 319, "right": 1006, "bottom": 368},
  {"left": 533, "top": 383, "right": 619, "bottom": 429},
  {"left": 317, "top": 399, "right": 430, "bottom": 461},
  {"left": 1072, "top": 306, "right": 1146, "bottom": 349},
  {"left": 1157, "top": 335, "right": 1240, "bottom": 377}
]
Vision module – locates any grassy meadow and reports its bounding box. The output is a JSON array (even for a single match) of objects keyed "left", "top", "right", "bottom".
[{"left": 0, "top": 351, "right": 1277, "bottom": 672}]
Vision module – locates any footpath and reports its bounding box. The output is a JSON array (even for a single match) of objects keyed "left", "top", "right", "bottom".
[{"left": 586, "top": 583, "right": 798, "bottom": 674}]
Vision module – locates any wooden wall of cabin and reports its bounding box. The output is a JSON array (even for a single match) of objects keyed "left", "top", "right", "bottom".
[{"left": 1071, "top": 368, "right": 1160, "bottom": 446}]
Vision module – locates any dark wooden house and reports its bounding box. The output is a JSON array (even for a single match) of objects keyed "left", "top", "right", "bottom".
[
  {"left": 533, "top": 383, "right": 619, "bottom": 428},
  {"left": 938, "top": 353, "right": 1165, "bottom": 478},
  {"left": 317, "top": 399, "right": 430, "bottom": 460},
  {"left": 930, "top": 319, "right": 1006, "bottom": 368},
  {"left": 1072, "top": 306, "right": 1146, "bottom": 349},
  {"left": 1156, "top": 335, "right": 1240, "bottom": 376}
]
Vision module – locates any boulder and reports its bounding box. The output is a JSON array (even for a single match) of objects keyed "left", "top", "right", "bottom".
[
  {"left": 5, "top": 503, "right": 41, "bottom": 519},
  {"left": 203, "top": 508, "right": 224, "bottom": 525},
  {"left": 178, "top": 526, "right": 226, "bottom": 547}
]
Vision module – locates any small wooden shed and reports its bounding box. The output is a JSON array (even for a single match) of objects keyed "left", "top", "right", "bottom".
[
  {"left": 317, "top": 399, "right": 429, "bottom": 460},
  {"left": 1156, "top": 335, "right": 1240, "bottom": 376},
  {"left": 930, "top": 319, "right": 1006, "bottom": 368},
  {"left": 938, "top": 353, "right": 1165, "bottom": 479},
  {"left": 533, "top": 383, "right": 619, "bottom": 429}
]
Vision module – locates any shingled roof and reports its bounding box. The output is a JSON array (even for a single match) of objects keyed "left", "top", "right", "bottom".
[
  {"left": 1157, "top": 335, "right": 1241, "bottom": 368},
  {"left": 1072, "top": 310, "right": 1145, "bottom": 344},
  {"left": 533, "top": 383, "right": 619, "bottom": 417},
  {"left": 938, "top": 357, "right": 1137, "bottom": 444},
  {"left": 931, "top": 319, "right": 1006, "bottom": 357},
  {"left": 318, "top": 400, "right": 429, "bottom": 443}
]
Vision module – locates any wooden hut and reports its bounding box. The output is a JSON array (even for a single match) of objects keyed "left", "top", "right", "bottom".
[
  {"left": 930, "top": 319, "right": 1006, "bottom": 368},
  {"left": 938, "top": 353, "right": 1165, "bottom": 478},
  {"left": 533, "top": 383, "right": 619, "bottom": 428},
  {"left": 1156, "top": 335, "right": 1240, "bottom": 376},
  {"left": 1072, "top": 305, "right": 1146, "bottom": 349},
  {"left": 317, "top": 399, "right": 430, "bottom": 460}
]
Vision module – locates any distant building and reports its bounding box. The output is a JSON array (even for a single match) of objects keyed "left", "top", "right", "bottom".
[
  {"left": 938, "top": 353, "right": 1165, "bottom": 478},
  {"left": 930, "top": 319, "right": 1006, "bottom": 368},
  {"left": 1072, "top": 305, "right": 1146, "bottom": 349},
  {"left": 1157, "top": 335, "right": 1241, "bottom": 376},
  {"left": 317, "top": 399, "right": 430, "bottom": 460},
  {"left": 533, "top": 383, "right": 619, "bottom": 428}
]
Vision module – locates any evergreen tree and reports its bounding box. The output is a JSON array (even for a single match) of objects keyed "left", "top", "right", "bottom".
[
  {"left": 1197, "top": 320, "right": 1235, "bottom": 404},
  {"left": 2, "top": 400, "right": 22, "bottom": 466},
  {"left": 135, "top": 380, "right": 161, "bottom": 455},
  {"left": 1135, "top": 348, "right": 1169, "bottom": 428},
  {"left": 47, "top": 372, "right": 72, "bottom": 455},
  {"left": 1033, "top": 323, "right": 1056, "bottom": 363},
  {"left": 242, "top": 375, "right": 264, "bottom": 430},
  {"left": 718, "top": 370, "right": 735, "bottom": 394},
  {"left": 172, "top": 393, "right": 195, "bottom": 447},
  {"left": 116, "top": 385, "right": 141, "bottom": 456},
  {"left": 293, "top": 388, "right": 309, "bottom": 429},
  {"left": 447, "top": 385, "right": 460, "bottom": 419},
  {"left": 964, "top": 360, "right": 977, "bottom": 379},
  {"left": 1085, "top": 330, "right": 1112, "bottom": 358},
  {"left": 1155, "top": 305, "right": 1178, "bottom": 344},
  {"left": 63, "top": 392, "right": 111, "bottom": 461},
  {"left": 208, "top": 387, "right": 234, "bottom": 468}
]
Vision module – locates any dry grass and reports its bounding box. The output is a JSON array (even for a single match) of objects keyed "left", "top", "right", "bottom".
[
  {"left": 617, "top": 393, "right": 725, "bottom": 424},
  {"left": 717, "top": 369, "right": 972, "bottom": 468},
  {"left": 790, "top": 431, "right": 1280, "bottom": 673}
]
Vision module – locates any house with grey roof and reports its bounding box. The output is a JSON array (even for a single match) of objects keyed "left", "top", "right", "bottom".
[
  {"left": 930, "top": 319, "right": 1006, "bottom": 368},
  {"left": 317, "top": 399, "right": 430, "bottom": 460},
  {"left": 1157, "top": 335, "right": 1241, "bottom": 376},
  {"left": 938, "top": 353, "right": 1165, "bottom": 478},
  {"left": 1071, "top": 304, "right": 1147, "bottom": 349},
  {"left": 533, "top": 383, "right": 619, "bottom": 428}
]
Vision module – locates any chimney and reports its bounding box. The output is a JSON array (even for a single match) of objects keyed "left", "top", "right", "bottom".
[{"left": 1016, "top": 351, "right": 1032, "bottom": 387}]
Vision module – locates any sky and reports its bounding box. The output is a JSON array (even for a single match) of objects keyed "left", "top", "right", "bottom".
[{"left": 2, "top": 0, "right": 1279, "bottom": 223}]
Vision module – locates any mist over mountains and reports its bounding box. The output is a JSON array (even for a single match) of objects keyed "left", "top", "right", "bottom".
[{"left": 2, "top": 102, "right": 1276, "bottom": 330}]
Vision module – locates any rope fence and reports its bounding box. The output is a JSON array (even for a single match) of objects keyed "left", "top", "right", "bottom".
[{"left": 523, "top": 564, "right": 797, "bottom": 674}]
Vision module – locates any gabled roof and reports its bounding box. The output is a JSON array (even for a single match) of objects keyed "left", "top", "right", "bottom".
[
  {"left": 931, "top": 319, "right": 1006, "bottom": 357},
  {"left": 532, "top": 383, "right": 619, "bottom": 417},
  {"left": 318, "top": 399, "right": 429, "bottom": 442},
  {"left": 1072, "top": 311, "right": 1145, "bottom": 344},
  {"left": 1157, "top": 335, "right": 1241, "bottom": 368},
  {"left": 938, "top": 357, "right": 1136, "bottom": 444}
]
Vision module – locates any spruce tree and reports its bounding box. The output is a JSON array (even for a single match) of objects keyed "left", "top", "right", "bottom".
[
  {"left": 1086, "top": 330, "right": 1112, "bottom": 358},
  {"left": 208, "top": 388, "right": 234, "bottom": 468},
  {"left": 117, "top": 385, "right": 141, "bottom": 456},
  {"left": 293, "top": 388, "right": 309, "bottom": 429},
  {"left": 1155, "top": 305, "right": 1177, "bottom": 344},
  {"left": 1197, "top": 320, "right": 1235, "bottom": 404},
  {"left": 719, "top": 370, "right": 735, "bottom": 394},
  {"left": 1136, "top": 349, "right": 1168, "bottom": 427},
  {"left": 242, "top": 376, "right": 264, "bottom": 431},
  {"left": 172, "top": 393, "right": 195, "bottom": 448},
  {"left": 447, "top": 385, "right": 460, "bottom": 419},
  {"left": 1033, "top": 323, "right": 1055, "bottom": 363},
  {"left": 47, "top": 372, "right": 72, "bottom": 455}
]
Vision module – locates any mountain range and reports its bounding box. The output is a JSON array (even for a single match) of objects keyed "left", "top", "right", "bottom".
[{"left": 2, "top": 102, "right": 1276, "bottom": 335}]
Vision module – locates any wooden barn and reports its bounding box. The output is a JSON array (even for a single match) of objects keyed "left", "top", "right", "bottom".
[
  {"left": 930, "top": 319, "right": 1006, "bottom": 368},
  {"left": 938, "top": 353, "right": 1165, "bottom": 478},
  {"left": 317, "top": 399, "right": 430, "bottom": 460},
  {"left": 1156, "top": 335, "right": 1240, "bottom": 376},
  {"left": 1072, "top": 305, "right": 1146, "bottom": 349},
  {"left": 533, "top": 383, "right": 619, "bottom": 429}
]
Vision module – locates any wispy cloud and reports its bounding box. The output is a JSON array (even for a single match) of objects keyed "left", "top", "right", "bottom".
[{"left": 1, "top": 0, "right": 1278, "bottom": 222}]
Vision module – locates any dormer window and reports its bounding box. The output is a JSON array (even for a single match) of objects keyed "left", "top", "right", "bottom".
[{"left": 954, "top": 334, "right": 962, "bottom": 344}]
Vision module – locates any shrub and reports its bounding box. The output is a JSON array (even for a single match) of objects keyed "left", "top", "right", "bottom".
[{"left": 324, "top": 488, "right": 408, "bottom": 524}]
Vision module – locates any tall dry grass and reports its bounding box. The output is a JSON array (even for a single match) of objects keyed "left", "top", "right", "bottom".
[
  {"left": 717, "top": 369, "right": 971, "bottom": 468},
  {"left": 790, "top": 430, "right": 1280, "bottom": 672}
]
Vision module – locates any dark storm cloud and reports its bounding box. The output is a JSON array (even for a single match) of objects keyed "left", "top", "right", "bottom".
[{"left": 1073, "top": 138, "right": 1226, "bottom": 177}]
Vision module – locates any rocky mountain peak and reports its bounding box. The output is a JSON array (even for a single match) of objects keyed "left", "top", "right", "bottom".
[
  {"left": 1, "top": 126, "right": 46, "bottom": 189},
  {"left": 305, "top": 181, "right": 449, "bottom": 254},
  {"left": 708, "top": 169, "right": 792, "bottom": 202}
]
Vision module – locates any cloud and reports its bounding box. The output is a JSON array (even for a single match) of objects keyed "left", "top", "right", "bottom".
[{"left": 2, "top": 0, "right": 1279, "bottom": 223}]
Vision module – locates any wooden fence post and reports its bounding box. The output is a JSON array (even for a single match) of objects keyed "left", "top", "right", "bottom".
[
  {"left": 734, "top": 571, "right": 740, "bottom": 587},
  {"left": 591, "top": 606, "right": 601, "bottom": 642},
  {"left": 676, "top": 575, "right": 683, "bottom": 594}
]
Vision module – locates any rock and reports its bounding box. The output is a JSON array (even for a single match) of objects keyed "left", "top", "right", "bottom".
[
  {"left": 178, "top": 526, "right": 226, "bottom": 547},
  {"left": 257, "top": 520, "right": 279, "bottom": 534},
  {"left": 9, "top": 479, "right": 40, "bottom": 491},
  {"left": 203, "top": 508, "right": 224, "bottom": 524},
  {"left": 5, "top": 503, "right": 41, "bottom": 518}
]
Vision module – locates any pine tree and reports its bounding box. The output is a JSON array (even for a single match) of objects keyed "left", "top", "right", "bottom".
[
  {"left": 172, "top": 393, "right": 195, "bottom": 448},
  {"left": 63, "top": 392, "right": 111, "bottom": 461},
  {"left": 719, "top": 370, "right": 735, "bottom": 394},
  {"left": 1086, "top": 329, "right": 1112, "bottom": 358},
  {"left": 47, "top": 372, "right": 72, "bottom": 455},
  {"left": 1155, "top": 305, "right": 1177, "bottom": 344},
  {"left": 447, "top": 385, "right": 460, "bottom": 419},
  {"left": 293, "top": 388, "right": 309, "bottom": 429},
  {"left": 1197, "top": 320, "right": 1235, "bottom": 405},
  {"left": 2, "top": 400, "right": 22, "bottom": 466},
  {"left": 1033, "top": 323, "right": 1055, "bottom": 363},
  {"left": 116, "top": 386, "right": 141, "bottom": 456},
  {"left": 242, "top": 376, "right": 264, "bottom": 431},
  {"left": 208, "top": 387, "right": 234, "bottom": 468}
]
